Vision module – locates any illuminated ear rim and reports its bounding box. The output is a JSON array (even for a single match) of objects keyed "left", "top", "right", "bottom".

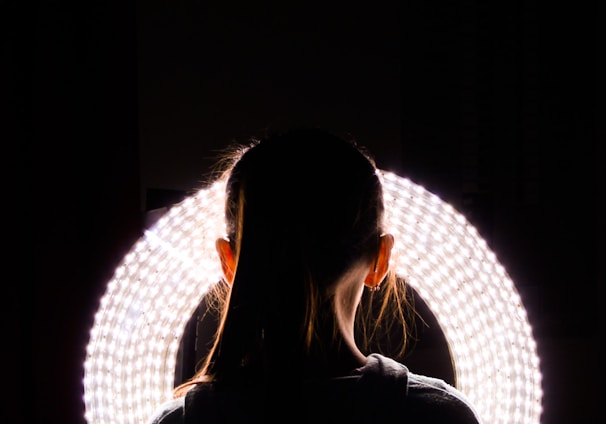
[{"left": 83, "top": 171, "right": 543, "bottom": 424}]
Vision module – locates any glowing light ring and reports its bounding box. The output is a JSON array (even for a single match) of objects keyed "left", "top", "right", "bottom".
[{"left": 83, "top": 171, "right": 542, "bottom": 424}]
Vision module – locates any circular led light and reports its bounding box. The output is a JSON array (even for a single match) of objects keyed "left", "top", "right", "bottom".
[{"left": 83, "top": 171, "right": 543, "bottom": 424}]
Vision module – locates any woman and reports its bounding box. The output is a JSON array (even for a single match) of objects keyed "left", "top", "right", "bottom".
[{"left": 149, "top": 128, "right": 483, "bottom": 423}]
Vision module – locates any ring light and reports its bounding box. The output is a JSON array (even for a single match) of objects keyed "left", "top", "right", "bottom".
[{"left": 83, "top": 171, "right": 543, "bottom": 423}]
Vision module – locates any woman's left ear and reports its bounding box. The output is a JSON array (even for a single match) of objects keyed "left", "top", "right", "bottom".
[
  {"left": 215, "top": 237, "right": 236, "bottom": 285},
  {"left": 364, "top": 233, "right": 394, "bottom": 289}
]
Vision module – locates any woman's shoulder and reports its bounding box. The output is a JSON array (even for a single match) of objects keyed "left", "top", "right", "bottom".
[
  {"left": 363, "top": 353, "right": 483, "bottom": 423},
  {"left": 406, "top": 372, "right": 483, "bottom": 423},
  {"left": 147, "top": 397, "right": 184, "bottom": 424}
]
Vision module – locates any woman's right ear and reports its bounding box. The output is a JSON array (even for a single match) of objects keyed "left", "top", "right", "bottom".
[{"left": 215, "top": 237, "right": 236, "bottom": 285}]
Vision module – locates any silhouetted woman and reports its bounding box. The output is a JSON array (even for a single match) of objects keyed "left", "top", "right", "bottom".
[{"left": 149, "top": 128, "right": 483, "bottom": 423}]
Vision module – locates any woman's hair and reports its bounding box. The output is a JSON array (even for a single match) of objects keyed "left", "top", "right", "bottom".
[{"left": 174, "top": 128, "right": 412, "bottom": 396}]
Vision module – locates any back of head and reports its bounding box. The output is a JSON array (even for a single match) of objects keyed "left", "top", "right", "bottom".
[
  {"left": 210, "top": 128, "right": 386, "bottom": 385},
  {"left": 226, "top": 128, "right": 383, "bottom": 280}
]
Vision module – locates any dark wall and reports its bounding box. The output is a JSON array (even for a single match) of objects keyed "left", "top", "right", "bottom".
[
  {"left": 13, "top": 1, "right": 142, "bottom": 423},
  {"left": 13, "top": 1, "right": 603, "bottom": 423}
]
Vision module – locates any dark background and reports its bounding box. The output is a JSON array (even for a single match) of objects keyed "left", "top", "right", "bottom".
[{"left": 9, "top": 0, "right": 603, "bottom": 423}]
